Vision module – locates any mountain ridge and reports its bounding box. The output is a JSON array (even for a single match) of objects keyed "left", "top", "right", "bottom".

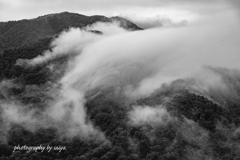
[{"left": 0, "top": 12, "right": 142, "bottom": 53}]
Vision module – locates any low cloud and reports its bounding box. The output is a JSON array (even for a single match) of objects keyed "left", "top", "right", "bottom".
[
  {"left": 128, "top": 105, "right": 172, "bottom": 126},
  {"left": 0, "top": 84, "right": 106, "bottom": 141},
  {"left": 122, "top": 14, "right": 188, "bottom": 28},
  {"left": 4, "top": 22, "right": 130, "bottom": 141},
  {"left": 16, "top": 21, "right": 128, "bottom": 67}
]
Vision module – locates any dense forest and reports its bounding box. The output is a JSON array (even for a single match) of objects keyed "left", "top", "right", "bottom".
[{"left": 0, "top": 12, "right": 240, "bottom": 160}]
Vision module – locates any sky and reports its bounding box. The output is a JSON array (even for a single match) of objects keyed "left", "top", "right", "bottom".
[{"left": 0, "top": 0, "right": 239, "bottom": 28}]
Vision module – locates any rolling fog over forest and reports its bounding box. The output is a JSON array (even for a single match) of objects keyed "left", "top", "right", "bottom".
[{"left": 0, "top": 0, "right": 240, "bottom": 159}]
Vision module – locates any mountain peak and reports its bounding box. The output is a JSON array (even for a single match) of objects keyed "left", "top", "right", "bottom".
[{"left": 0, "top": 12, "right": 142, "bottom": 51}]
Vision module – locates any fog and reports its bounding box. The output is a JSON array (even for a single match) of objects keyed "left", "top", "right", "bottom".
[
  {"left": 60, "top": 10, "right": 240, "bottom": 100},
  {"left": 56, "top": 9, "right": 239, "bottom": 131},
  {"left": 128, "top": 105, "right": 172, "bottom": 126},
  {"left": 0, "top": 3, "right": 240, "bottom": 142}
]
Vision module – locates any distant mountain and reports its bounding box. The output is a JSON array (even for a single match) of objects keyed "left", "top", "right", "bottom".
[
  {"left": 0, "top": 12, "right": 142, "bottom": 84},
  {"left": 0, "top": 12, "right": 142, "bottom": 53}
]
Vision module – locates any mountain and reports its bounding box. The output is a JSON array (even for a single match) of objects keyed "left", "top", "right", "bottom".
[
  {"left": 0, "top": 12, "right": 142, "bottom": 53},
  {"left": 0, "top": 12, "right": 141, "bottom": 83},
  {"left": 2, "top": 11, "right": 240, "bottom": 160}
]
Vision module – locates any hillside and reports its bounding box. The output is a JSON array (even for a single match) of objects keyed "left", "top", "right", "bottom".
[
  {"left": 0, "top": 12, "right": 142, "bottom": 82},
  {"left": 0, "top": 12, "right": 142, "bottom": 52}
]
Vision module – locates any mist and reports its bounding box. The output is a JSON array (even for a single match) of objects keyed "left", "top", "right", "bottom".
[
  {"left": 61, "top": 9, "right": 240, "bottom": 100},
  {"left": 0, "top": 2, "right": 239, "bottom": 143},
  {"left": 128, "top": 105, "right": 172, "bottom": 126},
  {"left": 56, "top": 8, "right": 240, "bottom": 131},
  {"left": 17, "top": 21, "right": 128, "bottom": 67}
]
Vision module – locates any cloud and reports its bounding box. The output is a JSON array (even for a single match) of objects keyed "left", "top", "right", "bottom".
[
  {"left": 57, "top": 9, "right": 239, "bottom": 102},
  {"left": 0, "top": 81, "right": 106, "bottom": 141},
  {"left": 1, "top": 102, "right": 41, "bottom": 131},
  {"left": 16, "top": 28, "right": 100, "bottom": 66},
  {"left": 5, "top": 22, "right": 130, "bottom": 141},
  {"left": 128, "top": 105, "right": 172, "bottom": 126},
  {"left": 44, "top": 86, "right": 105, "bottom": 139},
  {"left": 122, "top": 14, "right": 188, "bottom": 29},
  {"left": 38, "top": 10, "right": 238, "bottom": 136},
  {"left": 17, "top": 21, "right": 128, "bottom": 67}
]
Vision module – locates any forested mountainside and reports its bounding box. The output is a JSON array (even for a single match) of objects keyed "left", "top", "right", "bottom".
[
  {"left": 0, "top": 12, "right": 141, "bottom": 52},
  {"left": 2, "top": 86, "right": 240, "bottom": 160},
  {"left": 0, "top": 12, "right": 240, "bottom": 160},
  {"left": 0, "top": 12, "right": 141, "bottom": 84}
]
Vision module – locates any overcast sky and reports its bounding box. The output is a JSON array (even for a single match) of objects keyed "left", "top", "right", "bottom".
[{"left": 0, "top": 0, "right": 239, "bottom": 27}]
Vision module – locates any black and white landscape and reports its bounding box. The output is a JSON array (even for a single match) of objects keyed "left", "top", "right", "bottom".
[{"left": 0, "top": 0, "right": 240, "bottom": 160}]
